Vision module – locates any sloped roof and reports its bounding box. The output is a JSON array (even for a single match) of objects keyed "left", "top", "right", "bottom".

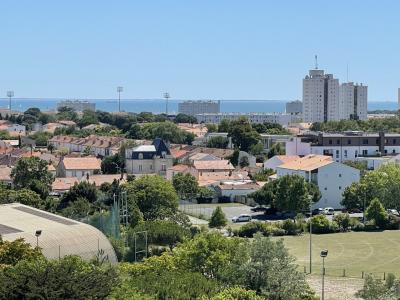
[
  {"left": 168, "top": 164, "right": 190, "bottom": 172},
  {"left": 61, "top": 157, "right": 101, "bottom": 170},
  {"left": 277, "top": 154, "right": 333, "bottom": 171},
  {"left": 194, "top": 160, "right": 234, "bottom": 170},
  {"left": 0, "top": 203, "right": 116, "bottom": 263},
  {"left": 0, "top": 166, "right": 12, "bottom": 181},
  {"left": 275, "top": 155, "right": 300, "bottom": 163}
]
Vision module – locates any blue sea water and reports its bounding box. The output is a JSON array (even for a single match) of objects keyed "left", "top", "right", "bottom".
[{"left": 0, "top": 98, "right": 396, "bottom": 114}]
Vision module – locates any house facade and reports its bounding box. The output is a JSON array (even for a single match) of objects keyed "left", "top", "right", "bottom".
[
  {"left": 56, "top": 156, "right": 101, "bottom": 179},
  {"left": 125, "top": 138, "right": 173, "bottom": 177}
]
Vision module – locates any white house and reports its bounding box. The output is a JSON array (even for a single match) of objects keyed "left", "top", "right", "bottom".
[
  {"left": 264, "top": 155, "right": 299, "bottom": 171},
  {"left": 56, "top": 156, "right": 101, "bottom": 179},
  {"left": 275, "top": 154, "right": 360, "bottom": 209}
]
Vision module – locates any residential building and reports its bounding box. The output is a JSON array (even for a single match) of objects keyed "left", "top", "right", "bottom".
[
  {"left": 339, "top": 82, "right": 368, "bottom": 120},
  {"left": 125, "top": 138, "right": 173, "bottom": 176},
  {"left": 286, "top": 131, "right": 400, "bottom": 163},
  {"left": 303, "top": 69, "right": 340, "bottom": 123},
  {"left": 275, "top": 154, "right": 360, "bottom": 208},
  {"left": 57, "top": 100, "right": 96, "bottom": 112},
  {"left": 48, "top": 135, "right": 125, "bottom": 157},
  {"left": 264, "top": 155, "right": 300, "bottom": 171},
  {"left": 259, "top": 133, "right": 292, "bottom": 151},
  {"left": 286, "top": 100, "right": 303, "bottom": 116},
  {"left": 56, "top": 156, "right": 101, "bottom": 178},
  {"left": 178, "top": 100, "right": 220, "bottom": 116},
  {"left": 215, "top": 180, "right": 261, "bottom": 203},
  {"left": 0, "top": 203, "right": 116, "bottom": 263},
  {"left": 196, "top": 112, "right": 292, "bottom": 126}
]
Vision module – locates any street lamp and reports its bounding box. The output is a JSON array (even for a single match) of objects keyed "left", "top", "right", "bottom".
[
  {"left": 6, "top": 91, "right": 14, "bottom": 112},
  {"left": 35, "top": 229, "right": 42, "bottom": 249},
  {"left": 163, "top": 92, "right": 170, "bottom": 115},
  {"left": 320, "top": 249, "right": 328, "bottom": 300},
  {"left": 117, "top": 86, "right": 123, "bottom": 112},
  {"left": 308, "top": 194, "right": 313, "bottom": 274}
]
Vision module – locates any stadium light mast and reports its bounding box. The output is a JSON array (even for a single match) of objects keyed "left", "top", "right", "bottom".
[
  {"left": 163, "top": 92, "right": 170, "bottom": 115},
  {"left": 320, "top": 249, "right": 328, "bottom": 300},
  {"left": 7, "top": 91, "right": 14, "bottom": 112},
  {"left": 117, "top": 86, "right": 123, "bottom": 112}
]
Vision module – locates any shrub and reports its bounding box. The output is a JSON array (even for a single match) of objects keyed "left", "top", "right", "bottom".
[
  {"left": 209, "top": 206, "right": 227, "bottom": 228},
  {"left": 236, "top": 221, "right": 266, "bottom": 237},
  {"left": 386, "top": 215, "right": 400, "bottom": 230},
  {"left": 352, "top": 222, "right": 365, "bottom": 232},
  {"left": 329, "top": 221, "right": 340, "bottom": 233},
  {"left": 309, "top": 215, "right": 331, "bottom": 234},
  {"left": 333, "top": 213, "right": 351, "bottom": 231},
  {"left": 271, "top": 228, "right": 286, "bottom": 236},
  {"left": 281, "top": 219, "right": 298, "bottom": 235},
  {"left": 365, "top": 198, "right": 389, "bottom": 229}
]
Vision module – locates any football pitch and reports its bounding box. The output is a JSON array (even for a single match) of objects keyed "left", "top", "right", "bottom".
[{"left": 278, "top": 231, "right": 400, "bottom": 278}]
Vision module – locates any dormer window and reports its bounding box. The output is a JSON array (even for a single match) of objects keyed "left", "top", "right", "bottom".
[
  {"left": 161, "top": 151, "right": 166, "bottom": 158},
  {"left": 138, "top": 153, "right": 143, "bottom": 160}
]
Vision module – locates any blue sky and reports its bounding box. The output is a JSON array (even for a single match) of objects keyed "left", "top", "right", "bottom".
[{"left": 1, "top": 1, "right": 399, "bottom": 101}]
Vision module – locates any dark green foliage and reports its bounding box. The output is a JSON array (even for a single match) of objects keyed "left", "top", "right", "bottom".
[
  {"left": 333, "top": 213, "right": 351, "bottom": 231},
  {"left": 267, "top": 142, "right": 285, "bottom": 158},
  {"left": 172, "top": 173, "right": 199, "bottom": 200},
  {"left": 29, "top": 131, "right": 53, "bottom": 147},
  {"left": 251, "top": 168, "right": 275, "bottom": 181},
  {"left": 228, "top": 149, "right": 240, "bottom": 166},
  {"left": 59, "top": 181, "right": 98, "bottom": 209},
  {"left": 0, "top": 188, "right": 43, "bottom": 209},
  {"left": 311, "top": 117, "right": 400, "bottom": 133},
  {"left": 0, "top": 256, "right": 118, "bottom": 300},
  {"left": 207, "top": 136, "right": 229, "bottom": 149},
  {"left": 209, "top": 206, "right": 227, "bottom": 228},
  {"left": 101, "top": 153, "right": 124, "bottom": 174},
  {"left": 308, "top": 215, "right": 331, "bottom": 234},
  {"left": 365, "top": 198, "right": 388, "bottom": 229},
  {"left": 356, "top": 274, "right": 400, "bottom": 299},
  {"left": 139, "top": 121, "right": 195, "bottom": 144},
  {"left": 206, "top": 123, "right": 218, "bottom": 133},
  {"left": 0, "top": 237, "right": 42, "bottom": 266},
  {"left": 228, "top": 117, "right": 261, "bottom": 152},
  {"left": 56, "top": 106, "right": 78, "bottom": 121},
  {"left": 124, "top": 175, "right": 179, "bottom": 221},
  {"left": 174, "top": 113, "right": 198, "bottom": 124}
]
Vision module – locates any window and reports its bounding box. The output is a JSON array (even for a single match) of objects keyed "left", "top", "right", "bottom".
[
  {"left": 339, "top": 174, "right": 342, "bottom": 177},
  {"left": 393, "top": 149, "right": 396, "bottom": 154},
  {"left": 329, "top": 139, "right": 332, "bottom": 145},
  {"left": 324, "top": 187, "right": 327, "bottom": 191},
  {"left": 150, "top": 164, "right": 153, "bottom": 170},
  {"left": 72, "top": 170, "right": 76, "bottom": 177},
  {"left": 138, "top": 153, "right": 143, "bottom": 160},
  {"left": 336, "top": 150, "right": 339, "bottom": 158},
  {"left": 344, "top": 150, "right": 348, "bottom": 158},
  {"left": 347, "top": 139, "right": 351, "bottom": 145},
  {"left": 336, "top": 139, "right": 340, "bottom": 145},
  {"left": 339, "top": 186, "right": 342, "bottom": 190},
  {"left": 363, "top": 139, "right": 368, "bottom": 145},
  {"left": 162, "top": 164, "right": 166, "bottom": 171},
  {"left": 362, "top": 150, "right": 368, "bottom": 156},
  {"left": 394, "top": 139, "right": 397, "bottom": 145},
  {"left": 355, "top": 150, "right": 358, "bottom": 157},
  {"left": 139, "top": 165, "right": 142, "bottom": 171}
]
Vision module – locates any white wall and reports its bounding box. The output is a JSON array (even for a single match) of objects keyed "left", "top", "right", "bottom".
[{"left": 285, "top": 137, "right": 311, "bottom": 156}]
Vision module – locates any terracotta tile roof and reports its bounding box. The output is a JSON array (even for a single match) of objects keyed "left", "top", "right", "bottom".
[
  {"left": 168, "top": 164, "right": 189, "bottom": 172},
  {"left": 275, "top": 155, "right": 300, "bottom": 163},
  {"left": 61, "top": 157, "right": 101, "bottom": 170},
  {"left": 170, "top": 148, "right": 188, "bottom": 159},
  {"left": 0, "top": 166, "right": 12, "bottom": 181},
  {"left": 218, "top": 183, "right": 261, "bottom": 190},
  {"left": 86, "top": 174, "right": 126, "bottom": 187},
  {"left": 52, "top": 177, "right": 79, "bottom": 191},
  {"left": 277, "top": 155, "right": 333, "bottom": 171},
  {"left": 194, "top": 160, "right": 234, "bottom": 171}
]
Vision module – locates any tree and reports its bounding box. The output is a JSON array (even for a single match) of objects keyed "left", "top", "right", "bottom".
[
  {"left": 333, "top": 213, "right": 351, "bottom": 231},
  {"left": 125, "top": 123, "right": 143, "bottom": 139},
  {"left": 228, "top": 149, "right": 240, "bottom": 167},
  {"left": 228, "top": 117, "right": 260, "bottom": 152},
  {"left": 267, "top": 142, "right": 285, "bottom": 158},
  {"left": 0, "top": 256, "right": 118, "bottom": 300},
  {"left": 206, "top": 287, "right": 263, "bottom": 300},
  {"left": 11, "top": 157, "right": 54, "bottom": 199},
  {"left": 366, "top": 198, "right": 388, "bottom": 229},
  {"left": 61, "top": 197, "right": 92, "bottom": 219},
  {"left": 56, "top": 106, "right": 78, "bottom": 121},
  {"left": 220, "top": 233, "right": 315, "bottom": 299},
  {"left": 207, "top": 136, "right": 229, "bottom": 149},
  {"left": 101, "top": 153, "right": 124, "bottom": 174},
  {"left": 78, "top": 109, "right": 99, "bottom": 127},
  {"left": 206, "top": 123, "right": 218, "bottom": 133},
  {"left": 356, "top": 274, "right": 400, "bottom": 300},
  {"left": 124, "top": 175, "right": 179, "bottom": 221},
  {"left": 209, "top": 206, "right": 227, "bottom": 228},
  {"left": 0, "top": 237, "right": 42, "bottom": 266},
  {"left": 239, "top": 156, "right": 250, "bottom": 168},
  {"left": 174, "top": 113, "right": 197, "bottom": 124},
  {"left": 249, "top": 142, "right": 264, "bottom": 156},
  {"left": 218, "top": 119, "right": 231, "bottom": 132},
  {"left": 172, "top": 173, "right": 199, "bottom": 200},
  {"left": 59, "top": 181, "right": 98, "bottom": 209},
  {"left": 251, "top": 168, "right": 275, "bottom": 181},
  {"left": 249, "top": 180, "right": 278, "bottom": 207}
]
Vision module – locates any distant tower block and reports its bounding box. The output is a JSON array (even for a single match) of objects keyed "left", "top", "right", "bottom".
[{"left": 398, "top": 88, "right": 400, "bottom": 110}]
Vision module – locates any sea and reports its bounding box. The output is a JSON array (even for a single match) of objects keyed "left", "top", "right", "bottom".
[{"left": 0, "top": 98, "right": 397, "bottom": 114}]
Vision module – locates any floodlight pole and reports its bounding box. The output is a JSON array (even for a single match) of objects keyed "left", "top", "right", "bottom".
[
  {"left": 320, "top": 250, "right": 328, "bottom": 300},
  {"left": 163, "top": 92, "right": 170, "bottom": 115},
  {"left": 7, "top": 91, "right": 14, "bottom": 112},
  {"left": 309, "top": 194, "right": 313, "bottom": 274},
  {"left": 117, "top": 86, "right": 123, "bottom": 112}
]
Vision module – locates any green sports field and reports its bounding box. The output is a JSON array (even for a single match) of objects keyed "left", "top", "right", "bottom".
[{"left": 277, "top": 231, "right": 400, "bottom": 278}]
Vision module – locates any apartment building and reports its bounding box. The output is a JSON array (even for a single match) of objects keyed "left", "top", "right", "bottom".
[
  {"left": 125, "top": 138, "right": 173, "bottom": 176},
  {"left": 275, "top": 154, "right": 360, "bottom": 208},
  {"left": 286, "top": 100, "right": 302, "bottom": 116},
  {"left": 303, "top": 69, "right": 340, "bottom": 123},
  {"left": 195, "top": 112, "right": 292, "bottom": 126},
  {"left": 178, "top": 100, "right": 220, "bottom": 116},
  {"left": 286, "top": 131, "right": 400, "bottom": 162},
  {"left": 339, "top": 82, "right": 368, "bottom": 120}
]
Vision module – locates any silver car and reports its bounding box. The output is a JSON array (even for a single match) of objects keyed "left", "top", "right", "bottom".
[{"left": 232, "top": 214, "right": 252, "bottom": 223}]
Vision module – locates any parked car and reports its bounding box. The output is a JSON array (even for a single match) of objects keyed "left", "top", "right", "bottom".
[
  {"left": 251, "top": 205, "right": 267, "bottom": 212},
  {"left": 312, "top": 208, "right": 324, "bottom": 216},
  {"left": 232, "top": 214, "right": 252, "bottom": 223},
  {"left": 324, "top": 207, "right": 335, "bottom": 215},
  {"left": 387, "top": 209, "right": 400, "bottom": 216}
]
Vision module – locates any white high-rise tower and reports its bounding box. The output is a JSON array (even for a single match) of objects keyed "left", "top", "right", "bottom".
[{"left": 303, "top": 68, "right": 339, "bottom": 123}]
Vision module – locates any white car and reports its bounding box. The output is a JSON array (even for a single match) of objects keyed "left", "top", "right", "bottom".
[
  {"left": 232, "top": 214, "right": 252, "bottom": 223},
  {"left": 324, "top": 207, "right": 335, "bottom": 215}
]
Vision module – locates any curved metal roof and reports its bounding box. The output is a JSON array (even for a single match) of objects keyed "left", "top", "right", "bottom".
[{"left": 0, "top": 203, "right": 117, "bottom": 263}]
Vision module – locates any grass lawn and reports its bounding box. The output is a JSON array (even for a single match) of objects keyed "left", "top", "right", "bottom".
[{"left": 276, "top": 231, "right": 400, "bottom": 278}]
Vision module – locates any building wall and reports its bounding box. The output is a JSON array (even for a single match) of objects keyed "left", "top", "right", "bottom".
[
  {"left": 178, "top": 100, "right": 220, "bottom": 116},
  {"left": 339, "top": 82, "right": 368, "bottom": 120},
  {"left": 286, "top": 100, "right": 303, "bottom": 115},
  {"left": 196, "top": 113, "right": 292, "bottom": 126},
  {"left": 276, "top": 162, "right": 360, "bottom": 209},
  {"left": 125, "top": 157, "right": 173, "bottom": 176},
  {"left": 285, "top": 137, "right": 312, "bottom": 156}
]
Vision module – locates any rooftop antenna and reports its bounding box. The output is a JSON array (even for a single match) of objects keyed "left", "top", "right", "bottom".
[{"left": 314, "top": 55, "right": 318, "bottom": 69}]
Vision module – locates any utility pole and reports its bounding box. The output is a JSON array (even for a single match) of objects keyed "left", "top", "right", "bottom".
[
  {"left": 309, "top": 194, "right": 313, "bottom": 274},
  {"left": 7, "top": 91, "right": 14, "bottom": 112},
  {"left": 117, "top": 86, "right": 123, "bottom": 112},
  {"left": 163, "top": 92, "right": 170, "bottom": 115}
]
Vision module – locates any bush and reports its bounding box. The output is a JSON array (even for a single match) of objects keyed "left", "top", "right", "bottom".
[
  {"left": 387, "top": 215, "right": 400, "bottom": 230},
  {"left": 281, "top": 219, "right": 299, "bottom": 235},
  {"left": 236, "top": 221, "right": 267, "bottom": 237},
  {"left": 309, "top": 215, "right": 331, "bottom": 234},
  {"left": 329, "top": 221, "right": 340, "bottom": 233},
  {"left": 271, "top": 228, "right": 286, "bottom": 236},
  {"left": 209, "top": 206, "right": 227, "bottom": 228},
  {"left": 333, "top": 213, "right": 351, "bottom": 231},
  {"left": 352, "top": 222, "right": 365, "bottom": 232},
  {"left": 365, "top": 198, "right": 389, "bottom": 229}
]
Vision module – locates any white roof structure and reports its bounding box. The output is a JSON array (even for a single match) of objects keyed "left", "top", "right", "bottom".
[
  {"left": 0, "top": 203, "right": 117, "bottom": 263},
  {"left": 133, "top": 145, "right": 156, "bottom": 152}
]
